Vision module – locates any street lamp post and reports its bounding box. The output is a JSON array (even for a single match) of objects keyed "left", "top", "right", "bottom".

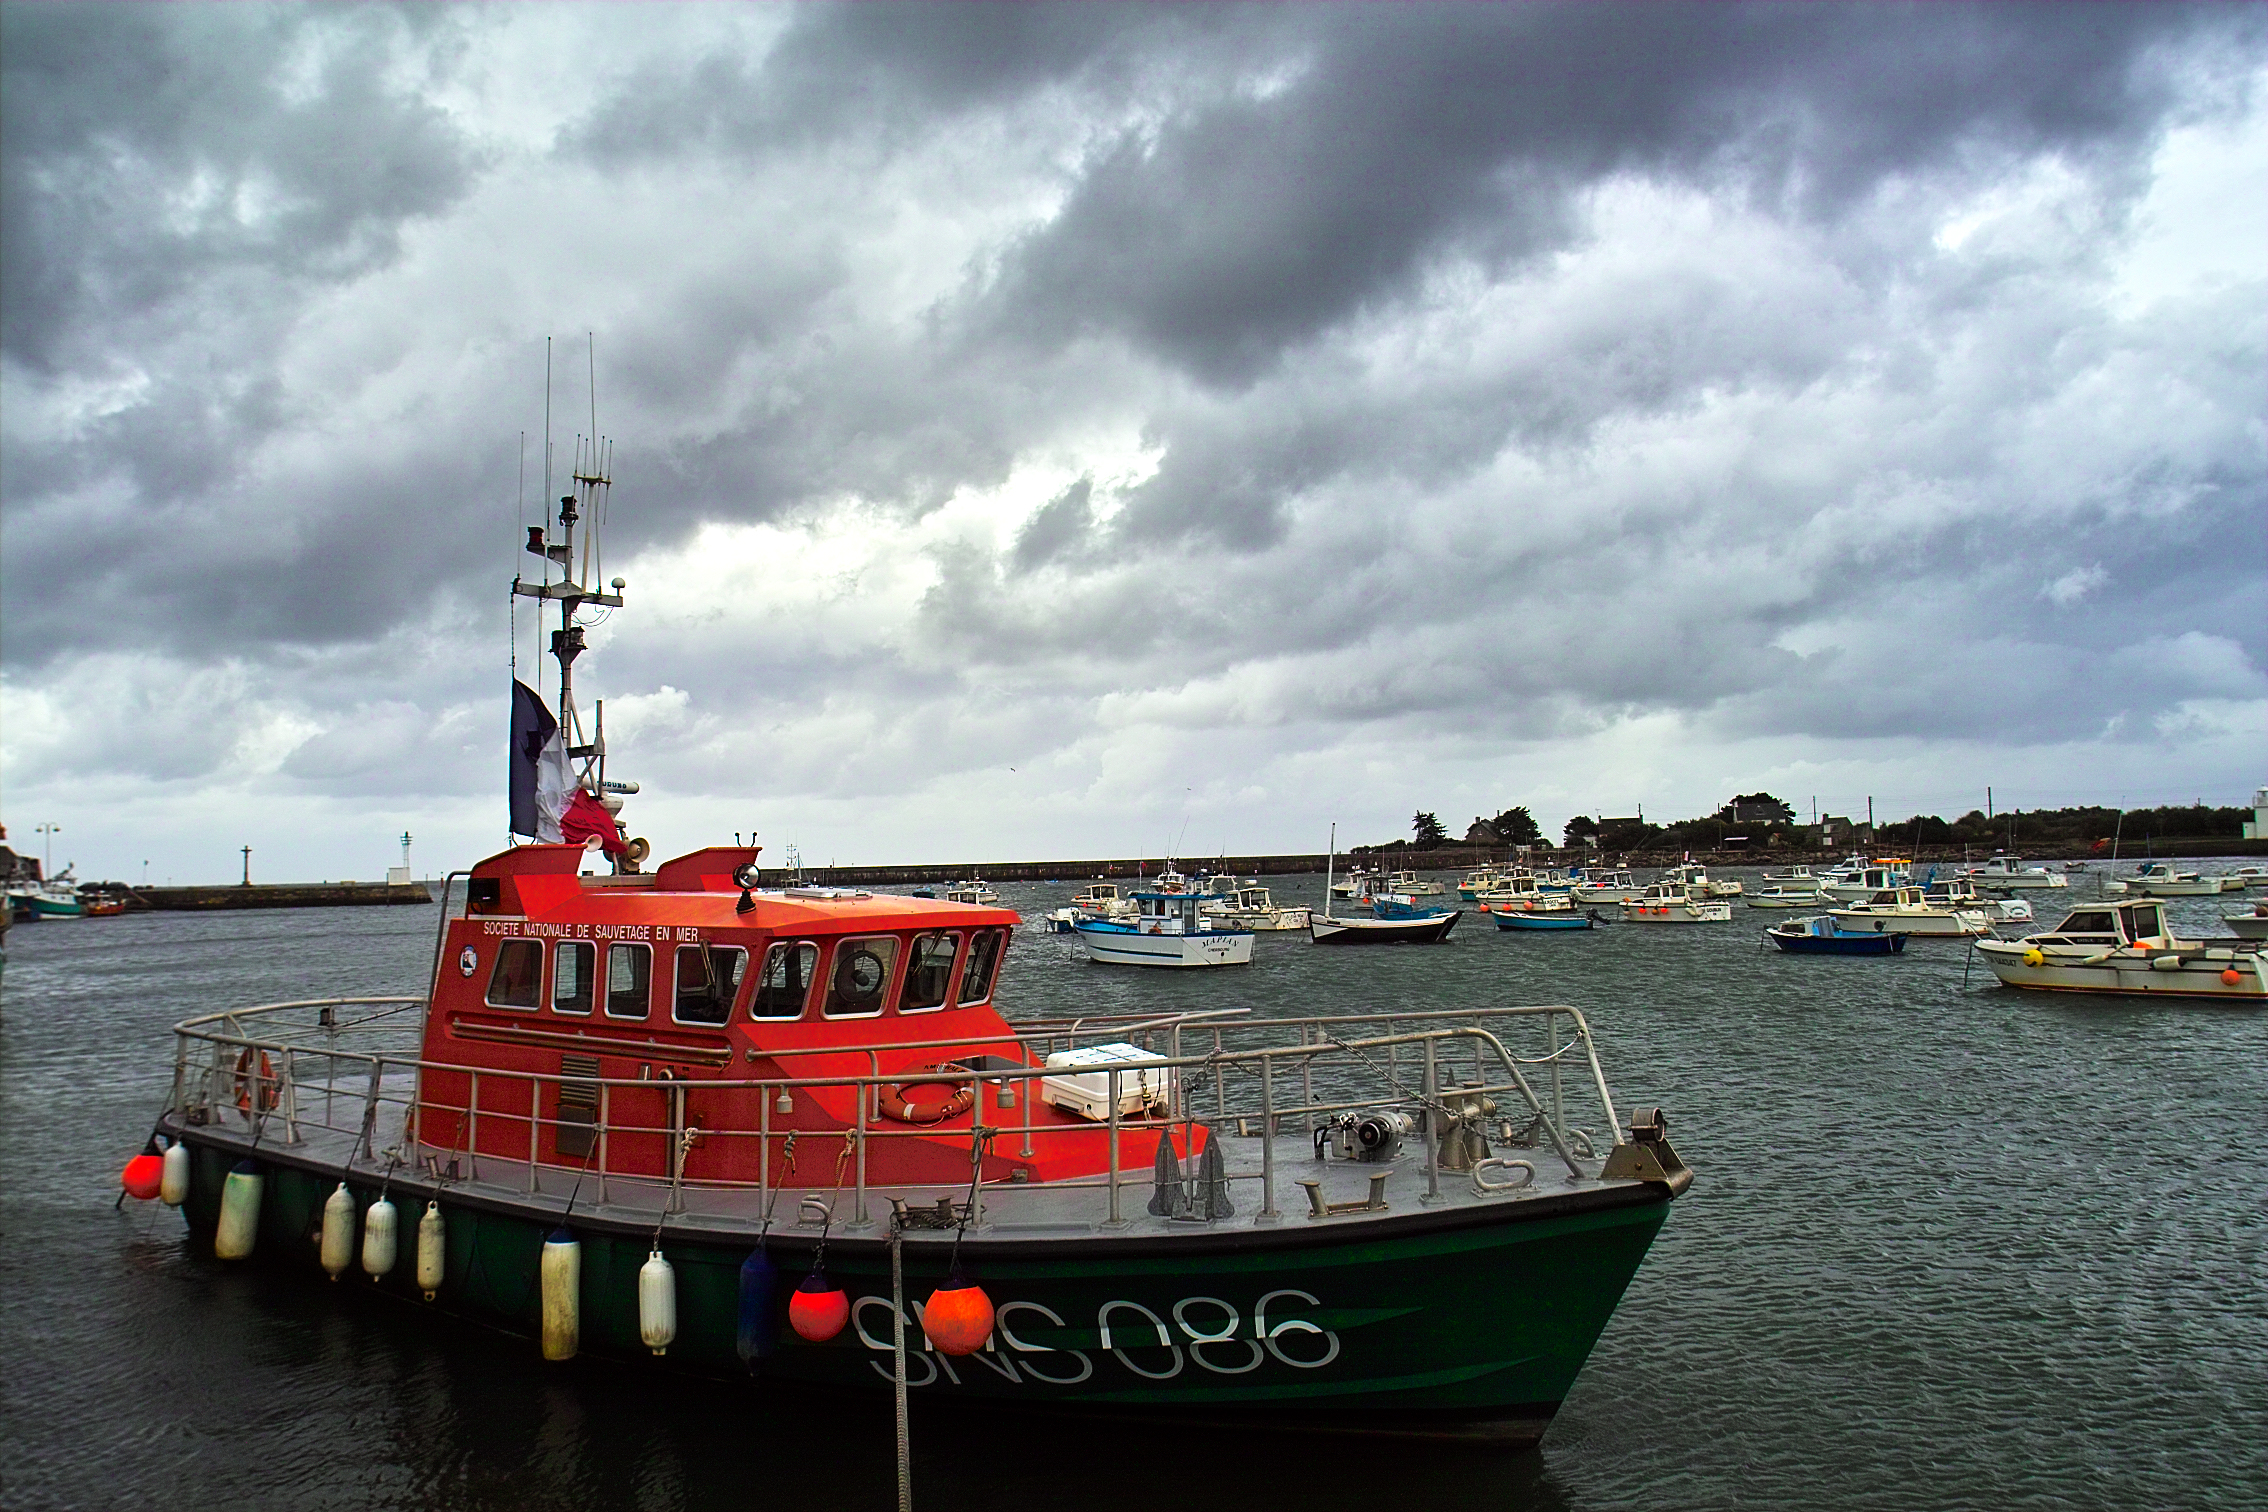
[{"left": 35, "top": 823, "right": 59, "bottom": 878}]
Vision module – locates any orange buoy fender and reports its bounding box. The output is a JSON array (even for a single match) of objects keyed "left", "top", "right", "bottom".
[
  {"left": 921, "top": 1273, "right": 995, "bottom": 1356},
  {"left": 788, "top": 1268, "right": 849, "bottom": 1342},
  {"left": 120, "top": 1153, "right": 163, "bottom": 1201},
  {"left": 2222, "top": 968, "right": 2244, "bottom": 986}
]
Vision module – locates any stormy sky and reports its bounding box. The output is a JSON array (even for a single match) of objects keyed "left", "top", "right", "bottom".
[{"left": 2, "top": 2, "right": 2262, "bottom": 883}]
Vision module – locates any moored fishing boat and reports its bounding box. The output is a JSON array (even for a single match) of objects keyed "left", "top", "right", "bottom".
[
  {"left": 1309, "top": 830, "right": 1461, "bottom": 944},
  {"left": 1827, "top": 886, "right": 1993, "bottom": 938},
  {"left": 1820, "top": 861, "right": 1912, "bottom": 903},
  {"left": 1973, "top": 898, "right": 2266, "bottom": 998},
  {"left": 2122, "top": 862, "right": 2229, "bottom": 898},
  {"left": 2223, "top": 902, "right": 2268, "bottom": 940},
  {"left": 1958, "top": 853, "right": 2071, "bottom": 893},
  {"left": 1764, "top": 916, "right": 1907, "bottom": 955},
  {"left": 1623, "top": 883, "right": 1732, "bottom": 924},
  {"left": 1569, "top": 868, "right": 1643, "bottom": 905},
  {"left": 1745, "top": 883, "right": 1826, "bottom": 910},
  {"left": 944, "top": 879, "right": 1002, "bottom": 906},
  {"left": 1200, "top": 883, "right": 1310, "bottom": 932},
  {"left": 1385, "top": 869, "right": 1447, "bottom": 896},
  {"left": 1075, "top": 890, "right": 1255, "bottom": 967},
  {"left": 1492, "top": 908, "right": 1601, "bottom": 931}
]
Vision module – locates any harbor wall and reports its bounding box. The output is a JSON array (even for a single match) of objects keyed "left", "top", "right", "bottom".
[
  {"left": 777, "top": 835, "right": 2268, "bottom": 887},
  {"left": 122, "top": 883, "right": 433, "bottom": 911}
]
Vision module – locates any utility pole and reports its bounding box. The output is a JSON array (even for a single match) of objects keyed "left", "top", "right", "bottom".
[
  {"left": 35, "top": 822, "right": 59, "bottom": 877},
  {"left": 241, "top": 846, "right": 253, "bottom": 887}
]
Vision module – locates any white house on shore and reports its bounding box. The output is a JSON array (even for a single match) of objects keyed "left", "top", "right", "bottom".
[{"left": 2245, "top": 786, "right": 2268, "bottom": 841}]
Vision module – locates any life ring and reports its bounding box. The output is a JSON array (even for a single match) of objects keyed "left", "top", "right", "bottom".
[
  {"left": 876, "top": 1065, "right": 976, "bottom": 1126},
  {"left": 233, "top": 1047, "right": 279, "bottom": 1113}
]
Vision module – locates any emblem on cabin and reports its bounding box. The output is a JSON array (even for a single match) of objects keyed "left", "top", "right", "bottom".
[{"left": 458, "top": 945, "right": 478, "bottom": 976}]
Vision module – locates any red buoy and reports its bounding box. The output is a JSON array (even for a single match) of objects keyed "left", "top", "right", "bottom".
[
  {"left": 788, "top": 1268, "right": 849, "bottom": 1342},
  {"left": 120, "top": 1153, "right": 163, "bottom": 1201},
  {"left": 921, "top": 1273, "right": 995, "bottom": 1356},
  {"left": 2222, "top": 968, "right": 2244, "bottom": 986}
]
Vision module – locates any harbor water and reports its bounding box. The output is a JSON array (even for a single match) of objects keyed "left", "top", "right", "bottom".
[{"left": 3, "top": 874, "right": 2263, "bottom": 1511}]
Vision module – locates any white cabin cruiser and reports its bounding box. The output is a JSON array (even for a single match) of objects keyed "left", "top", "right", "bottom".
[
  {"left": 1202, "top": 883, "right": 1312, "bottom": 931},
  {"left": 1821, "top": 862, "right": 1913, "bottom": 903},
  {"left": 1624, "top": 883, "right": 1732, "bottom": 924},
  {"left": 944, "top": 878, "right": 1002, "bottom": 905},
  {"left": 1746, "top": 883, "right": 1827, "bottom": 909},
  {"left": 1570, "top": 868, "right": 1644, "bottom": 905},
  {"left": 1973, "top": 899, "right": 2265, "bottom": 999},
  {"left": 1959, "top": 853, "right": 2070, "bottom": 892},
  {"left": 2124, "top": 862, "right": 2225, "bottom": 897},
  {"left": 1923, "top": 875, "right": 2030, "bottom": 923},
  {"left": 1386, "top": 869, "right": 1447, "bottom": 896},
  {"left": 1828, "top": 886, "right": 1993, "bottom": 938},
  {"left": 1665, "top": 861, "right": 1741, "bottom": 898},
  {"left": 2223, "top": 902, "right": 2268, "bottom": 940},
  {"left": 1474, "top": 877, "right": 1577, "bottom": 915}
]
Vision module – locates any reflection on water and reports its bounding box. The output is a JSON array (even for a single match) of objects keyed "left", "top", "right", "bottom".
[{"left": 3, "top": 874, "right": 2264, "bottom": 1511}]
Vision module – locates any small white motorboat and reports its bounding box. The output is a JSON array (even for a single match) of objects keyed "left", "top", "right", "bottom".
[
  {"left": 944, "top": 878, "right": 1002, "bottom": 905},
  {"left": 1386, "top": 869, "right": 1447, "bottom": 896},
  {"left": 2222, "top": 903, "right": 2268, "bottom": 940},
  {"left": 1202, "top": 883, "right": 1311, "bottom": 931},
  {"left": 1828, "top": 886, "right": 1993, "bottom": 938},
  {"left": 1923, "top": 875, "right": 2031, "bottom": 923},
  {"left": 1821, "top": 862, "right": 1914, "bottom": 903},
  {"left": 1746, "top": 884, "right": 1827, "bottom": 910},
  {"left": 1666, "top": 860, "right": 1742, "bottom": 898},
  {"left": 1974, "top": 898, "right": 2266, "bottom": 998},
  {"left": 1623, "top": 883, "right": 1732, "bottom": 924},
  {"left": 2124, "top": 862, "right": 2224, "bottom": 898},
  {"left": 2223, "top": 866, "right": 2268, "bottom": 888},
  {"left": 1959, "top": 853, "right": 2070, "bottom": 893},
  {"left": 1570, "top": 868, "right": 1644, "bottom": 905}
]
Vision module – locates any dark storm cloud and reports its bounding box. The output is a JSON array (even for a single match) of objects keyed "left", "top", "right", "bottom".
[
  {"left": 0, "top": 2, "right": 476, "bottom": 374},
  {"left": 984, "top": 3, "right": 2243, "bottom": 386},
  {"left": 3, "top": 0, "right": 2261, "bottom": 831}
]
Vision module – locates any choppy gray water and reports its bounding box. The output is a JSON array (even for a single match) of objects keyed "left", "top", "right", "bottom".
[{"left": 3, "top": 871, "right": 2263, "bottom": 1511}]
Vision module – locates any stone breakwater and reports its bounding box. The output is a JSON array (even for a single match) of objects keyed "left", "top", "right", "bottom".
[{"left": 116, "top": 883, "right": 433, "bottom": 911}]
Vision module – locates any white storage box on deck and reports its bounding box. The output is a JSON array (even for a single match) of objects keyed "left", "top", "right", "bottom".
[{"left": 1042, "top": 1043, "right": 1170, "bottom": 1121}]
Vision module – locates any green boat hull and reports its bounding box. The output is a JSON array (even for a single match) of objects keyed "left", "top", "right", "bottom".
[{"left": 171, "top": 1132, "right": 1670, "bottom": 1441}]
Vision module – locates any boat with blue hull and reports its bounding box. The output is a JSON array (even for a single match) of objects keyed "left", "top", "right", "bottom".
[
  {"left": 1493, "top": 909, "right": 1603, "bottom": 932},
  {"left": 1765, "top": 917, "right": 1908, "bottom": 955}
]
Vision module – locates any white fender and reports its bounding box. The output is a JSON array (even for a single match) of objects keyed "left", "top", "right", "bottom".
[
  {"left": 540, "top": 1230, "right": 580, "bottom": 1361},
  {"left": 361, "top": 1197, "right": 398, "bottom": 1277},
  {"left": 159, "top": 1141, "right": 190, "bottom": 1207},
  {"left": 319, "top": 1183, "right": 356, "bottom": 1279},
  {"left": 638, "top": 1248, "right": 677, "bottom": 1355},
  {"left": 416, "top": 1202, "right": 447, "bottom": 1300},
  {"left": 214, "top": 1162, "right": 263, "bottom": 1260}
]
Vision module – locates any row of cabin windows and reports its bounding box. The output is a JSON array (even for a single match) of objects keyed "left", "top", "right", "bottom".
[{"left": 484, "top": 929, "right": 1005, "bottom": 1024}]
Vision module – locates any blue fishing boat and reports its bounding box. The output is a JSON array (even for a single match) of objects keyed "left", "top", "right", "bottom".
[
  {"left": 1765, "top": 916, "right": 1908, "bottom": 955},
  {"left": 1495, "top": 908, "right": 1605, "bottom": 931}
]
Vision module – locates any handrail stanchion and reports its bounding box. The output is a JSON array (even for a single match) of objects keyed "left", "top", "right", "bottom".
[
  {"left": 759, "top": 1086, "right": 771, "bottom": 1217},
  {"left": 1021, "top": 1062, "right": 1035, "bottom": 1158},
  {"left": 362, "top": 1057, "right": 386, "bottom": 1160},
  {"left": 1212, "top": 1027, "right": 1227, "bottom": 1120},
  {"left": 1258, "top": 1052, "right": 1278, "bottom": 1222},
  {"left": 854, "top": 1087, "right": 870, "bottom": 1226},
  {"left": 1423, "top": 1036, "right": 1441, "bottom": 1203},
  {"left": 528, "top": 1075, "right": 540, "bottom": 1193},
  {"left": 597, "top": 1084, "right": 611, "bottom": 1205},
  {"left": 1548, "top": 1011, "right": 1564, "bottom": 1137},
  {"left": 467, "top": 1070, "right": 481, "bottom": 1181},
  {"left": 1105, "top": 1069, "right": 1122, "bottom": 1226}
]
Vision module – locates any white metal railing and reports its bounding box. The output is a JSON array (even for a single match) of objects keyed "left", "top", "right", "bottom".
[{"left": 167, "top": 999, "right": 1624, "bottom": 1226}]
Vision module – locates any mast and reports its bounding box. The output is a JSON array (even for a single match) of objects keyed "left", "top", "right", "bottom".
[{"left": 512, "top": 339, "right": 636, "bottom": 859}]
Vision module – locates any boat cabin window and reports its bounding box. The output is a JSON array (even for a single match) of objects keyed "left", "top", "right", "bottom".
[
  {"left": 673, "top": 944, "right": 747, "bottom": 1026},
  {"left": 2059, "top": 911, "right": 2116, "bottom": 936},
  {"left": 486, "top": 939, "right": 542, "bottom": 1010},
  {"left": 605, "top": 943, "right": 651, "bottom": 1020},
  {"left": 553, "top": 942, "right": 595, "bottom": 1015},
  {"left": 2119, "top": 907, "right": 2164, "bottom": 944},
  {"left": 900, "top": 932, "right": 960, "bottom": 1014},
  {"left": 824, "top": 935, "right": 900, "bottom": 1018},
  {"left": 751, "top": 941, "right": 820, "bottom": 1020},
  {"left": 958, "top": 928, "right": 1005, "bottom": 1006}
]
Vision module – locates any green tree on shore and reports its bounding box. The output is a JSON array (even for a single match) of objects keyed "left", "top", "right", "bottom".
[{"left": 1413, "top": 811, "right": 1449, "bottom": 848}]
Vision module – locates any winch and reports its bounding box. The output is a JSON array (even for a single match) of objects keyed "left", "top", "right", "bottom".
[{"left": 1315, "top": 1108, "right": 1416, "bottom": 1162}]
